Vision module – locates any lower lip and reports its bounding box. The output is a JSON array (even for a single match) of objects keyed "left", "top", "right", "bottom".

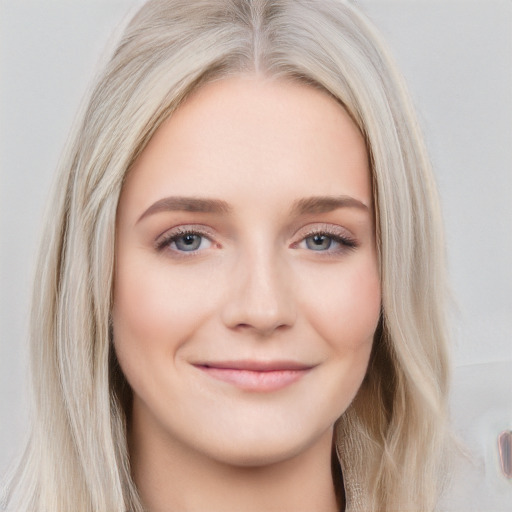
[{"left": 196, "top": 367, "right": 309, "bottom": 392}]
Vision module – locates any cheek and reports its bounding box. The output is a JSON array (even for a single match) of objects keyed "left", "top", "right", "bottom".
[
  {"left": 111, "top": 256, "right": 218, "bottom": 377},
  {"left": 289, "top": 257, "right": 381, "bottom": 427},
  {"left": 300, "top": 257, "right": 381, "bottom": 355}
]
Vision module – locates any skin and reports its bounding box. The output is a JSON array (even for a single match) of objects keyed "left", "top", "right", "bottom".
[{"left": 113, "top": 76, "right": 381, "bottom": 512}]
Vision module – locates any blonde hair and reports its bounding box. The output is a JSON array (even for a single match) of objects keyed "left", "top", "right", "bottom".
[{"left": 3, "top": 1, "right": 451, "bottom": 510}]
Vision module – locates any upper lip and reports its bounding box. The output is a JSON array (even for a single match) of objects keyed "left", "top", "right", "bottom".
[{"left": 194, "top": 360, "right": 315, "bottom": 372}]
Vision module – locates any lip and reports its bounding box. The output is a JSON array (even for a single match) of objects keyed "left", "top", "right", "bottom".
[{"left": 193, "top": 360, "right": 314, "bottom": 392}]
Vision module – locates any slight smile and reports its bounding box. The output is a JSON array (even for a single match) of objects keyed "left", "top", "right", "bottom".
[{"left": 193, "top": 360, "right": 316, "bottom": 392}]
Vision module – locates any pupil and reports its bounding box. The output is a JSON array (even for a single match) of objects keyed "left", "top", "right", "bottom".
[
  {"left": 306, "top": 234, "right": 331, "bottom": 251},
  {"left": 175, "top": 233, "right": 201, "bottom": 251}
]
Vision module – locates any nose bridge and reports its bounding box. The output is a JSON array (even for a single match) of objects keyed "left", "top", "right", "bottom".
[{"left": 221, "top": 237, "right": 296, "bottom": 335}]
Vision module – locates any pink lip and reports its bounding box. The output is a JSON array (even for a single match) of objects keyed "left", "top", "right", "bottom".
[{"left": 194, "top": 360, "right": 314, "bottom": 392}]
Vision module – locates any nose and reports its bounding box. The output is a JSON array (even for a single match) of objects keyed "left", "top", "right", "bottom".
[{"left": 220, "top": 246, "right": 296, "bottom": 336}]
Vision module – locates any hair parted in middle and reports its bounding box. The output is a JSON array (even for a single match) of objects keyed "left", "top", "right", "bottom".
[{"left": 5, "top": 1, "right": 451, "bottom": 511}]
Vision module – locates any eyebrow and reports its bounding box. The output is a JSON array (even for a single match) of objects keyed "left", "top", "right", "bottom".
[
  {"left": 290, "top": 195, "right": 370, "bottom": 215},
  {"left": 137, "top": 194, "right": 369, "bottom": 223},
  {"left": 137, "top": 196, "right": 232, "bottom": 222}
]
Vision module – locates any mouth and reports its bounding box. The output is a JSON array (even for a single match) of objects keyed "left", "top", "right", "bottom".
[{"left": 193, "top": 360, "right": 315, "bottom": 392}]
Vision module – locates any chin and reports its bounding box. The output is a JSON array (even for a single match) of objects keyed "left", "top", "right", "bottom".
[
  {"left": 213, "top": 444, "right": 305, "bottom": 468},
  {"left": 199, "top": 424, "right": 332, "bottom": 469}
]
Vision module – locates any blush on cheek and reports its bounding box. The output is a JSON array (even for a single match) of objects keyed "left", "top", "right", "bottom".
[
  {"left": 112, "top": 260, "right": 221, "bottom": 370},
  {"left": 309, "top": 283, "right": 380, "bottom": 353}
]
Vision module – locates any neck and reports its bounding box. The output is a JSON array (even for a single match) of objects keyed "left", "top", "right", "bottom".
[{"left": 129, "top": 403, "right": 342, "bottom": 512}]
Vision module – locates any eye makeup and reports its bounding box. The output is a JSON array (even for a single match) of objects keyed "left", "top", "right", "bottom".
[
  {"left": 154, "top": 225, "right": 217, "bottom": 256},
  {"left": 153, "top": 221, "right": 359, "bottom": 260},
  {"left": 291, "top": 223, "right": 359, "bottom": 256}
]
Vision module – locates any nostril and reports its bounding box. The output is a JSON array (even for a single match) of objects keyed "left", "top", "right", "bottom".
[{"left": 232, "top": 320, "right": 289, "bottom": 336}]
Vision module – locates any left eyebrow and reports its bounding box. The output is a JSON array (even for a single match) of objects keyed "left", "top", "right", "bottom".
[{"left": 290, "top": 195, "right": 370, "bottom": 215}]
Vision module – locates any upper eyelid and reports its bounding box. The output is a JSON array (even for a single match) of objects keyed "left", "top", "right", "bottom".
[
  {"left": 155, "top": 224, "right": 215, "bottom": 242},
  {"left": 293, "top": 222, "right": 356, "bottom": 239}
]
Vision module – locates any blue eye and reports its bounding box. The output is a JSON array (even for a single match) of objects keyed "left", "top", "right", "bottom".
[
  {"left": 172, "top": 233, "right": 204, "bottom": 251},
  {"left": 305, "top": 234, "right": 334, "bottom": 251},
  {"left": 298, "top": 230, "right": 358, "bottom": 253},
  {"left": 157, "top": 230, "right": 212, "bottom": 253}
]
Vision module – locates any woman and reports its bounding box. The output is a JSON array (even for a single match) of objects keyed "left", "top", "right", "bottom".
[{"left": 2, "top": 0, "right": 452, "bottom": 510}]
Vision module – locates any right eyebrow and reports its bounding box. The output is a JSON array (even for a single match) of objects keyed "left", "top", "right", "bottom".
[{"left": 137, "top": 196, "right": 232, "bottom": 223}]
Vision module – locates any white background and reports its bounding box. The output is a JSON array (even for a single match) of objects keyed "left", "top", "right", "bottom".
[{"left": 1, "top": 0, "right": 511, "bottom": 509}]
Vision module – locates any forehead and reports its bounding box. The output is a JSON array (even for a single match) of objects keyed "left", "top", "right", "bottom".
[{"left": 122, "top": 75, "right": 371, "bottom": 216}]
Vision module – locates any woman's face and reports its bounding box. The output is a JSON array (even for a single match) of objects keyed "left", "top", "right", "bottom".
[{"left": 113, "top": 76, "right": 381, "bottom": 467}]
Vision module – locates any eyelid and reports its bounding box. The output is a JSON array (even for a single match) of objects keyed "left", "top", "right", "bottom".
[{"left": 292, "top": 223, "right": 357, "bottom": 242}]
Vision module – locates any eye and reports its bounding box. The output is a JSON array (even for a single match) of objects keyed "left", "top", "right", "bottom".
[
  {"left": 295, "top": 227, "right": 358, "bottom": 254},
  {"left": 304, "top": 234, "right": 335, "bottom": 251},
  {"left": 156, "top": 229, "right": 213, "bottom": 253},
  {"left": 172, "top": 233, "right": 210, "bottom": 252}
]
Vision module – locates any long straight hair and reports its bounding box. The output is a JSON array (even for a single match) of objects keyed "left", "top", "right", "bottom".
[{"left": 3, "top": 1, "right": 451, "bottom": 510}]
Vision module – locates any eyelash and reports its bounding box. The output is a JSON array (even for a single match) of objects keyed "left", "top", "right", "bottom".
[
  {"left": 155, "top": 226, "right": 358, "bottom": 256},
  {"left": 155, "top": 227, "right": 214, "bottom": 254},
  {"left": 295, "top": 228, "right": 358, "bottom": 254}
]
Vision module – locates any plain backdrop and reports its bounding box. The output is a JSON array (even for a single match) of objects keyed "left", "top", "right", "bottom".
[{"left": 1, "top": 0, "right": 511, "bottom": 509}]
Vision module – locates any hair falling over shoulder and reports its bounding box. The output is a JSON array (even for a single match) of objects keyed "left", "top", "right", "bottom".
[{"left": 2, "top": 1, "right": 453, "bottom": 510}]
